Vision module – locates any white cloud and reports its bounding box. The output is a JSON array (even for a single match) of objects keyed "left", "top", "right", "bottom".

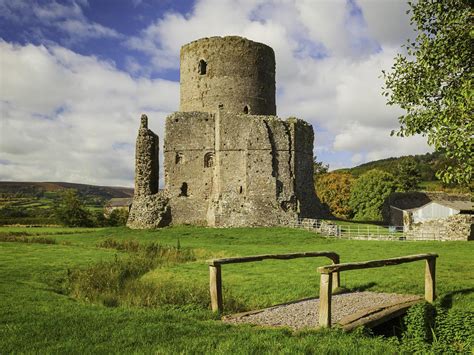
[
  {"left": 124, "top": 0, "right": 428, "bottom": 167},
  {"left": 0, "top": 41, "right": 178, "bottom": 186},
  {"left": 0, "top": 0, "right": 433, "bottom": 186},
  {"left": 356, "top": 0, "right": 413, "bottom": 47}
]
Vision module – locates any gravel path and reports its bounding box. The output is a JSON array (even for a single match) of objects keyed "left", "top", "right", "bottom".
[{"left": 223, "top": 292, "right": 420, "bottom": 330}]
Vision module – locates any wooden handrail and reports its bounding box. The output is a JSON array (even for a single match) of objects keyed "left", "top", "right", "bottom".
[
  {"left": 208, "top": 251, "right": 340, "bottom": 266},
  {"left": 317, "top": 253, "right": 438, "bottom": 328},
  {"left": 318, "top": 253, "right": 438, "bottom": 273},
  {"left": 208, "top": 251, "right": 341, "bottom": 313}
]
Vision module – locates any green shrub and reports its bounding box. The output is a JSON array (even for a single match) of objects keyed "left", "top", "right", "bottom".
[
  {"left": 399, "top": 302, "right": 474, "bottom": 353},
  {"left": 431, "top": 308, "right": 474, "bottom": 353},
  {"left": 108, "top": 209, "right": 129, "bottom": 226}
]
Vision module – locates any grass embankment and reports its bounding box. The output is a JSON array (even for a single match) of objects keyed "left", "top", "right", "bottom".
[{"left": 0, "top": 226, "right": 472, "bottom": 353}]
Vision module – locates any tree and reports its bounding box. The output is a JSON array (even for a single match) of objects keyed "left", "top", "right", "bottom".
[
  {"left": 383, "top": 0, "right": 473, "bottom": 185},
  {"left": 313, "top": 156, "right": 329, "bottom": 178},
  {"left": 315, "top": 172, "right": 354, "bottom": 219},
  {"left": 349, "top": 169, "right": 398, "bottom": 221},
  {"left": 55, "top": 189, "right": 93, "bottom": 227},
  {"left": 397, "top": 157, "right": 421, "bottom": 192}
]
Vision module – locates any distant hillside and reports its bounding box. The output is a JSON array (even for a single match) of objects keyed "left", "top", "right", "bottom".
[
  {"left": 0, "top": 181, "right": 134, "bottom": 225},
  {"left": 0, "top": 181, "right": 133, "bottom": 200},
  {"left": 334, "top": 152, "right": 446, "bottom": 181}
]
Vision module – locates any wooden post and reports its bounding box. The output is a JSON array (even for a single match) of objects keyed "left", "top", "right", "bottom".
[
  {"left": 425, "top": 257, "right": 436, "bottom": 302},
  {"left": 331, "top": 255, "right": 340, "bottom": 291},
  {"left": 209, "top": 264, "right": 223, "bottom": 312},
  {"left": 319, "top": 273, "right": 332, "bottom": 327}
]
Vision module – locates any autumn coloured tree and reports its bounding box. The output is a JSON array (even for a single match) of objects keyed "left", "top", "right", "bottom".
[{"left": 315, "top": 172, "right": 354, "bottom": 219}]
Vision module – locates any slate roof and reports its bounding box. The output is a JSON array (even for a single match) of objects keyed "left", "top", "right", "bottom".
[
  {"left": 390, "top": 192, "right": 472, "bottom": 212},
  {"left": 106, "top": 198, "right": 133, "bottom": 207}
]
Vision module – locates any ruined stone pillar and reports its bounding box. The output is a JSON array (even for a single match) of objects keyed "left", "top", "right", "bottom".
[
  {"left": 127, "top": 114, "right": 170, "bottom": 229},
  {"left": 134, "top": 114, "right": 159, "bottom": 196}
]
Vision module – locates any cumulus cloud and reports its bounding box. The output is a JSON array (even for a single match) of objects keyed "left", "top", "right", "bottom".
[
  {"left": 126, "top": 0, "right": 431, "bottom": 168},
  {"left": 0, "top": 41, "right": 178, "bottom": 186},
  {"left": 0, "top": 0, "right": 432, "bottom": 186}
]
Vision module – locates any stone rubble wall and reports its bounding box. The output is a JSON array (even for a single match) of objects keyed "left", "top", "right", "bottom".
[
  {"left": 164, "top": 110, "right": 322, "bottom": 227},
  {"left": 405, "top": 214, "right": 473, "bottom": 241},
  {"left": 134, "top": 114, "right": 159, "bottom": 196},
  {"left": 127, "top": 114, "right": 170, "bottom": 229}
]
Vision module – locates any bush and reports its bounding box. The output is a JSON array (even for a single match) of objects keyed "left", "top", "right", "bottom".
[{"left": 108, "top": 209, "right": 129, "bottom": 226}]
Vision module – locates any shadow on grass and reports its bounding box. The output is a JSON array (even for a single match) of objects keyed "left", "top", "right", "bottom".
[
  {"left": 345, "top": 282, "right": 378, "bottom": 292},
  {"left": 438, "top": 287, "right": 474, "bottom": 309}
]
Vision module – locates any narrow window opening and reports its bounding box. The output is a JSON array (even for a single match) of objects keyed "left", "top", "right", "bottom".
[
  {"left": 243, "top": 105, "right": 249, "bottom": 114},
  {"left": 204, "top": 152, "right": 214, "bottom": 168},
  {"left": 179, "top": 182, "right": 188, "bottom": 197},
  {"left": 239, "top": 186, "right": 243, "bottom": 194},
  {"left": 198, "top": 59, "right": 207, "bottom": 75},
  {"left": 175, "top": 153, "right": 184, "bottom": 164}
]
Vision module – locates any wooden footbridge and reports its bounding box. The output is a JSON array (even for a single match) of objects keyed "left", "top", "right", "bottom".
[{"left": 207, "top": 252, "right": 438, "bottom": 330}]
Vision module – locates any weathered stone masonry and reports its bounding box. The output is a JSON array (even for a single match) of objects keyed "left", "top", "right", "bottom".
[
  {"left": 127, "top": 115, "right": 170, "bottom": 229},
  {"left": 128, "top": 36, "right": 322, "bottom": 228}
]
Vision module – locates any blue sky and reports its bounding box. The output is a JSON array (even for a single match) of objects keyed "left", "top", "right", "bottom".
[{"left": 0, "top": 0, "right": 431, "bottom": 187}]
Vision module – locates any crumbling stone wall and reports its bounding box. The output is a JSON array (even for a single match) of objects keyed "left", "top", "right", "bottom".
[
  {"left": 180, "top": 36, "right": 276, "bottom": 115},
  {"left": 127, "top": 115, "right": 170, "bottom": 229},
  {"left": 405, "top": 214, "right": 473, "bottom": 241},
  {"left": 165, "top": 110, "right": 321, "bottom": 227},
  {"left": 134, "top": 115, "right": 159, "bottom": 196}
]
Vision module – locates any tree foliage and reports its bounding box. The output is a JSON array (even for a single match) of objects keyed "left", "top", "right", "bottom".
[
  {"left": 383, "top": 0, "right": 473, "bottom": 185},
  {"left": 313, "top": 155, "right": 329, "bottom": 178},
  {"left": 315, "top": 172, "right": 354, "bottom": 219},
  {"left": 397, "top": 157, "right": 422, "bottom": 192},
  {"left": 349, "top": 169, "right": 398, "bottom": 221},
  {"left": 55, "top": 189, "right": 93, "bottom": 227}
]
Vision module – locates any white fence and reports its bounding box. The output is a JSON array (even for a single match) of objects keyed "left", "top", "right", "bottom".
[{"left": 289, "top": 218, "right": 447, "bottom": 241}]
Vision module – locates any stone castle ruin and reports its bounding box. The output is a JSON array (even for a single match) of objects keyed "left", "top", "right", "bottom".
[{"left": 127, "top": 36, "right": 321, "bottom": 228}]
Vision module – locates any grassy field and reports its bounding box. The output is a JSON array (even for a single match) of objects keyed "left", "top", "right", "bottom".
[{"left": 0, "top": 225, "right": 472, "bottom": 353}]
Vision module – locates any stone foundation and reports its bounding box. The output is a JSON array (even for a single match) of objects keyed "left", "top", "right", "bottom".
[{"left": 127, "top": 191, "right": 170, "bottom": 229}]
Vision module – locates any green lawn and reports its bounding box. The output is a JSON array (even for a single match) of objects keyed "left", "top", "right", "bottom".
[{"left": 0, "top": 226, "right": 472, "bottom": 353}]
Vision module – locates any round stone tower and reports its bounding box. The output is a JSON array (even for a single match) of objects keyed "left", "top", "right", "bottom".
[{"left": 179, "top": 36, "right": 276, "bottom": 115}]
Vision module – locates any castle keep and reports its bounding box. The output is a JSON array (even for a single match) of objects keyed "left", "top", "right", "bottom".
[{"left": 127, "top": 36, "right": 320, "bottom": 228}]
